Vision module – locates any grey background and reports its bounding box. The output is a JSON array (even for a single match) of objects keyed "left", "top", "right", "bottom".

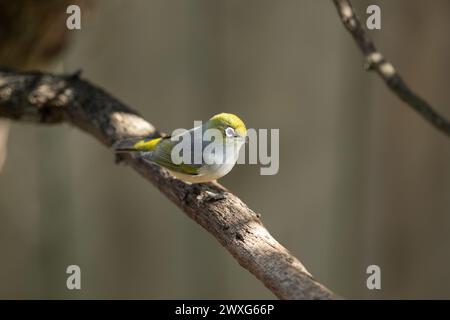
[{"left": 0, "top": 0, "right": 450, "bottom": 298}]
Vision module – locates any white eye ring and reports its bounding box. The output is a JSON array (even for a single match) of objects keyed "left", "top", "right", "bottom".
[{"left": 225, "top": 127, "right": 235, "bottom": 138}]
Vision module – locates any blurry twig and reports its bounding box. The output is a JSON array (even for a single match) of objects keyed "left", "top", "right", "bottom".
[
  {"left": 332, "top": 0, "right": 450, "bottom": 138},
  {"left": 0, "top": 69, "right": 337, "bottom": 300},
  {"left": 0, "top": 120, "right": 9, "bottom": 173}
]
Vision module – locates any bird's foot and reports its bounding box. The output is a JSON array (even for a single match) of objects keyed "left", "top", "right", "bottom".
[{"left": 197, "top": 190, "right": 227, "bottom": 202}]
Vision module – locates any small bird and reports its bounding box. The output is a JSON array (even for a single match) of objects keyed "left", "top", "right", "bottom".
[{"left": 114, "top": 113, "right": 247, "bottom": 183}]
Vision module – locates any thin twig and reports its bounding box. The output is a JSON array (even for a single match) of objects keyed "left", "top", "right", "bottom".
[
  {"left": 0, "top": 69, "right": 337, "bottom": 300},
  {"left": 332, "top": 0, "right": 450, "bottom": 137}
]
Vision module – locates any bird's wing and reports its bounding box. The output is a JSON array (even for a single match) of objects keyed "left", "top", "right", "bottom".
[
  {"left": 115, "top": 125, "right": 215, "bottom": 176},
  {"left": 144, "top": 130, "right": 203, "bottom": 176}
]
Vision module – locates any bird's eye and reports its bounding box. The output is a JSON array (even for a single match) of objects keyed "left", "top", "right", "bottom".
[{"left": 225, "top": 127, "right": 235, "bottom": 138}]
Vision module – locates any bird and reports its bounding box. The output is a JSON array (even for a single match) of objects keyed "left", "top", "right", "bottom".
[{"left": 114, "top": 113, "right": 247, "bottom": 183}]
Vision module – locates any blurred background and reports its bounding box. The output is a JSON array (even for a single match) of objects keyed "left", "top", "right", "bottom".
[{"left": 0, "top": 0, "right": 450, "bottom": 299}]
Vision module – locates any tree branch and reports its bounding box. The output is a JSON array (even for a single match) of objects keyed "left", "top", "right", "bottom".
[
  {"left": 332, "top": 0, "right": 450, "bottom": 138},
  {"left": 0, "top": 68, "right": 337, "bottom": 300}
]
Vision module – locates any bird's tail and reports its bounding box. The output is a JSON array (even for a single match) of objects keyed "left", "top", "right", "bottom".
[{"left": 113, "top": 137, "right": 162, "bottom": 152}]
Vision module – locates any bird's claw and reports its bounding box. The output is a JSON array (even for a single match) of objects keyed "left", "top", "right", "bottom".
[{"left": 197, "top": 190, "right": 227, "bottom": 202}]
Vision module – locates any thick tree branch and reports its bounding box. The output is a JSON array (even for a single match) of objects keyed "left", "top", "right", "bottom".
[
  {"left": 0, "top": 68, "right": 337, "bottom": 300},
  {"left": 332, "top": 0, "right": 450, "bottom": 138}
]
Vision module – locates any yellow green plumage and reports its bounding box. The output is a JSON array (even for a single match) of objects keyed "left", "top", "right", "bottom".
[{"left": 114, "top": 113, "right": 247, "bottom": 183}]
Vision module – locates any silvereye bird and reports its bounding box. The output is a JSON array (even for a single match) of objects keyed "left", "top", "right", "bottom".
[{"left": 114, "top": 113, "right": 247, "bottom": 183}]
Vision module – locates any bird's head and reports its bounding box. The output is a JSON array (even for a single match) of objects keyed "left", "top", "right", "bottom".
[{"left": 206, "top": 113, "right": 247, "bottom": 143}]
